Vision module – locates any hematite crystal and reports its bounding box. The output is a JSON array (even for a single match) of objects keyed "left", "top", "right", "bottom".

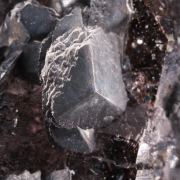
[{"left": 41, "top": 8, "right": 128, "bottom": 153}]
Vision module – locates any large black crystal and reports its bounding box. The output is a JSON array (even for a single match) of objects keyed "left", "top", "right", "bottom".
[
  {"left": 41, "top": 8, "right": 128, "bottom": 153},
  {"left": 42, "top": 24, "right": 127, "bottom": 130}
]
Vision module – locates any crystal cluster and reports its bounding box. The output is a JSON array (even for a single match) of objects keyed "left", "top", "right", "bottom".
[{"left": 0, "top": 0, "right": 180, "bottom": 179}]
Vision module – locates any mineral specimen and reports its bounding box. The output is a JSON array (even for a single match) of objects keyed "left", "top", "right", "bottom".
[{"left": 1, "top": 0, "right": 179, "bottom": 179}]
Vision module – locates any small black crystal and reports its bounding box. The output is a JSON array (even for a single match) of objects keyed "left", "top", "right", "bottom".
[{"left": 20, "top": 1, "right": 57, "bottom": 39}]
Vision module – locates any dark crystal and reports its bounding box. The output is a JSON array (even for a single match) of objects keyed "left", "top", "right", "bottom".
[
  {"left": 41, "top": 8, "right": 128, "bottom": 153},
  {"left": 20, "top": 1, "right": 57, "bottom": 39}
]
